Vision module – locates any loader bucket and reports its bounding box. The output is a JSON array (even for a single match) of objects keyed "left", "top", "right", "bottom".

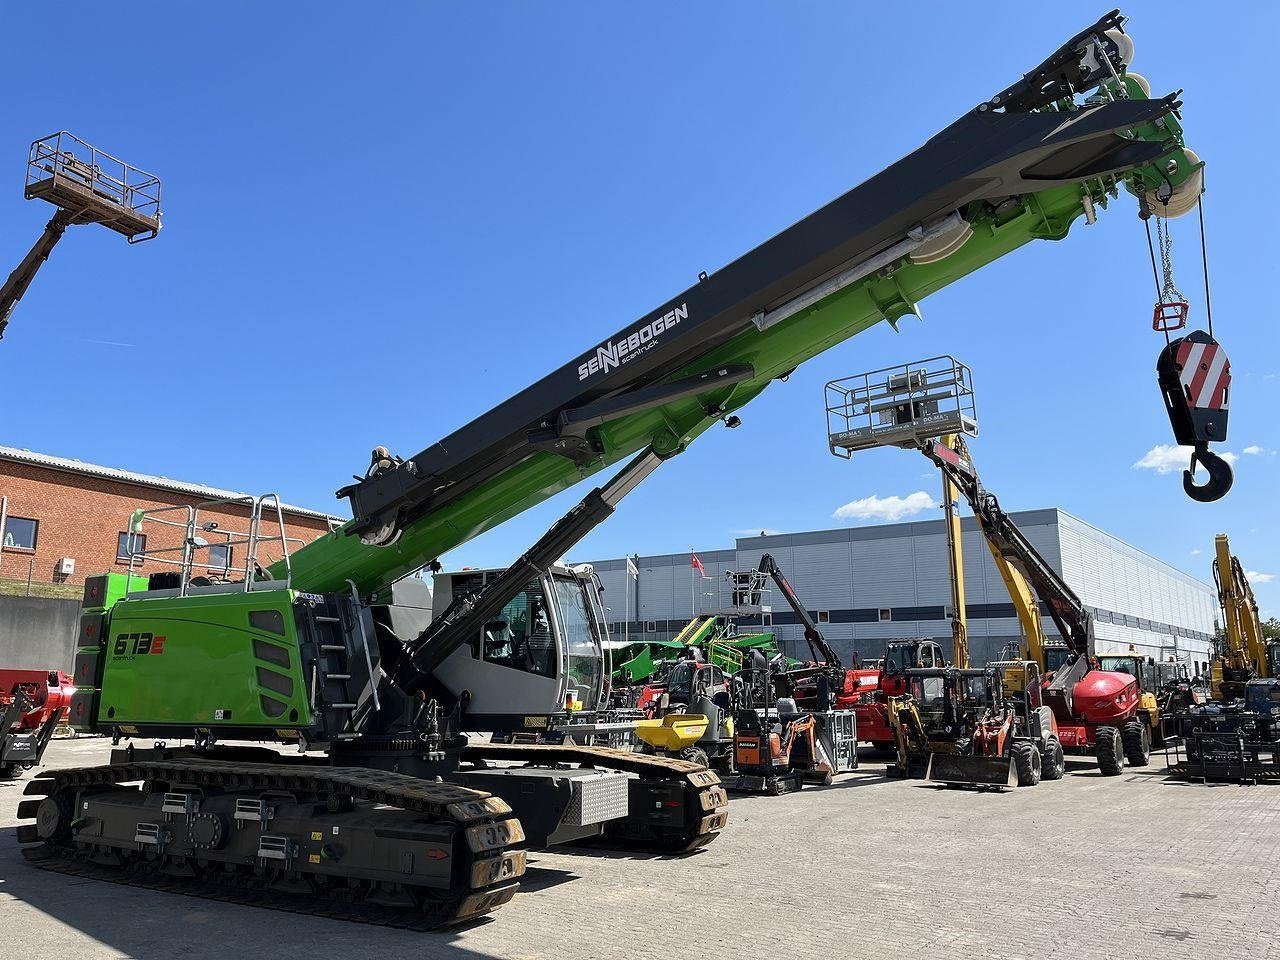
[
  {"left": 635, "top": 713, "right": 708, "bottom": 752},
  {"left": 925, "top": 752, "right": 1017, "bottom": 789}
]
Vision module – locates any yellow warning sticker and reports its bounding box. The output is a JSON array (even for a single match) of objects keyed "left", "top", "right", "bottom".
[
  {"left": 311, "top": 831, "right": 323, "bottom": 841},
  {"left": 308, "top": 854, "right": 321, "bottom": 864}
]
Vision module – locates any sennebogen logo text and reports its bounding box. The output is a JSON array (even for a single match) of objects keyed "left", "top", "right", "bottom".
[{"left": 578, "top": 303, "right": 687, "bottom": 381}]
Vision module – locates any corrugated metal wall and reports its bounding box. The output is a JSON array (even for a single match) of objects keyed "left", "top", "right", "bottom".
[{"left": 579, "top": 508, "right": 1216, "bottom": 671}]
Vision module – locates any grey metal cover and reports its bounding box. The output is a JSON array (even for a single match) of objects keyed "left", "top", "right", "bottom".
[{"left": 564, "top": 770, "right": 630, "bottom": 827}]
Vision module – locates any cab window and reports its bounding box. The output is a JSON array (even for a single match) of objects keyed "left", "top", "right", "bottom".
[
  {"left": 478, "top": 581, "right": 557, "bottom": 678},
  {"left": 551, "top": 575, "right": 601, "bottom": 704}
]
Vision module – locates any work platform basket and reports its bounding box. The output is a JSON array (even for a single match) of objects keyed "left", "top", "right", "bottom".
[
  {"left": 25, "top": 132, "right": 161, "bottom": 241},
  {"left": 826, "top": 356, "right": 977, "bottom": 457}
]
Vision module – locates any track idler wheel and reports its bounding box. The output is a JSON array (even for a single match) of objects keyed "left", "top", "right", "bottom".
[{"left": 35, "top": 792, "right": 72, "bottom": 841}]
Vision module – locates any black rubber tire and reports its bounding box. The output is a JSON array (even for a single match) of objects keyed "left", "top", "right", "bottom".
[
  {"left": 1041, "top": 738, "right": 1066, "bottom": 781},
  {"left": 1122, "top": 719, "right": 1151, "bottom": 767},
  {"left": 1095, "top": 726, "right": 1125, "bottom": 776},
  {"left": 1013, "top": 741, "right": 1042, "bottom": 787},
  {"left": 681, "top": 747, "right": 710, "bottom": 768}
]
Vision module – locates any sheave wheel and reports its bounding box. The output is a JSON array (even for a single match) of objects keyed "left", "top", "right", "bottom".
[
  {"left": 1122, "top": 719, "right": 1151, "bottom": 767},
  {"left": 1013, "top": 742, "right": 1042, "bottom": 787},
  {"left": 1095, "top": 726, "right": 1125, "bottom": 776}
]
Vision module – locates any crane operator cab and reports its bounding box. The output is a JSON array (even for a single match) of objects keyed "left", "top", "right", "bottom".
[{"left": 429, "top": 564, "right": 607, "bottom": 729}]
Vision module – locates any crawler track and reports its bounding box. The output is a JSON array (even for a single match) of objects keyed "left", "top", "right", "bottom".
[
  {"left": 16, "top": 759, "right": 525, "bottom": 929},
  {"left": 464, "top": 741, "right": 729, "bottom": 851}
]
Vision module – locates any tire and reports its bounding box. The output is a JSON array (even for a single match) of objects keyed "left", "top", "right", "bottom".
[
  {"left": 1095, "top": 726, "right": 1125, "bottom": 776},
  {"left": 1013, "top": 741, "right": 1042, "bottom": 787},
  {"left": 1122, "top": 718, "right": 1151, "bottom": 767},
  {"left": 681, "top": 746, "right": 710, "bottom": 768},
  {"left": 1042, "top": 738, "right": 1066, "bottom": 781}
]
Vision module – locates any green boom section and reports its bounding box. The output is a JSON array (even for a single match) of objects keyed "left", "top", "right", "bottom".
[{"left": 278, "top": 81, "right": 1192, "bottom": 598}]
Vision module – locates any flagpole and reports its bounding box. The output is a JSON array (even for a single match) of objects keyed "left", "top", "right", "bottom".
[{"left": 624, "top": 560, "right": 630, "bottom": 647}]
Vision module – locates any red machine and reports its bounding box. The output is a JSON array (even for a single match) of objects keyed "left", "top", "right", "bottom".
[
  {"left": 851, "top": 639, "right": 948, "bottom": 752},
  {"left": 1, "top": 669, "right": 73, "bottom": 777}
]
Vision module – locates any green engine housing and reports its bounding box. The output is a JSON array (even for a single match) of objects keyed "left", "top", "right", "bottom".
[{"left": 71, "top": 573, "right": 355, "bottom": 744}]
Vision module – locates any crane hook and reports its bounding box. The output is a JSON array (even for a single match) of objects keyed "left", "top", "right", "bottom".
[{"left": 1183, "top": 442, "right": 1233, "bottom": 503}]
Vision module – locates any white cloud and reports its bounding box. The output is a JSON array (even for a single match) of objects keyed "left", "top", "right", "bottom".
[
  {"left": 1190, "top": 548, "right": 1202, "bottom": 556},
  {"left": 1133, "top": 444, "right": 1239, "bottom": 475},
  {"left": 834, "top": 491, "right": 936, "bottom": 524},
  {"left": 1242, "top": 445, "right": 1266, "bottom": 456},
  {"left": 1245, "top": 570, "right": 1275, "bottom": 584}
]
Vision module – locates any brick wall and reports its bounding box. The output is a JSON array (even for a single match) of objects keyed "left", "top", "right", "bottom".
[{"left": 0, "top": 460, "right": 336, "bottom": 588}]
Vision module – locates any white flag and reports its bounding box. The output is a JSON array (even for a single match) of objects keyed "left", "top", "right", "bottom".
[{"left": 626, "top": 556, "right": 639, "bottom": 579}]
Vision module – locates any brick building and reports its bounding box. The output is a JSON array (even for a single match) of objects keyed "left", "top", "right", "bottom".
[{"left": 0, "top": 445, "right": 342, "bottom": 592}]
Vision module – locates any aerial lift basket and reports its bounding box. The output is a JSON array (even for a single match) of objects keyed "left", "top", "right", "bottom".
[
  {"left": 826, "top": 356, "right": 977, "bottom": 457},
  {"left": 25, "top": 131, "right": 161, "bottom": 240}
]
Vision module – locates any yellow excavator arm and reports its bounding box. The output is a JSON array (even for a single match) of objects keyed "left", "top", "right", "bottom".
[{"left": 1211, "top": 534, "right": 1267, "bottom": 698}]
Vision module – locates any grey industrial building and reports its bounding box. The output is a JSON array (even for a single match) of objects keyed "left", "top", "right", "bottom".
[{"left": 584, "top": 508, "right": 1217, "bottom": 674}]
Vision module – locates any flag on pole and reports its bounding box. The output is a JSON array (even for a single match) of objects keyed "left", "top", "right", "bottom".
[
  {"left": 626, "top": 556, "right": 639, "bottom": 579},
  {"left": 690, "top": 553, "right": 705, "bottom": 575}
]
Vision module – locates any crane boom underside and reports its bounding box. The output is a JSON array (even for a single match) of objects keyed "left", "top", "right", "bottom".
[{"left": 275, "top": 15, "right": 1195, "bottom": 598}]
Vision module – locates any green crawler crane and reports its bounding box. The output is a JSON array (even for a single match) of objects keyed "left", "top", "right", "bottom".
[{"left": 22, "top": 11, "right": 1205, "bottom": 929}]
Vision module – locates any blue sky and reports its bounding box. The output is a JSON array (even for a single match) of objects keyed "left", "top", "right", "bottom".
[{"left": 2, "top": 3, "right": 1276, "bottom": 612}]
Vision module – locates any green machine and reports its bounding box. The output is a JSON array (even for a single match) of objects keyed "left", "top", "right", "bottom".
[{"left": 22, "top": 12, "right": 1207, "bottom": 929}]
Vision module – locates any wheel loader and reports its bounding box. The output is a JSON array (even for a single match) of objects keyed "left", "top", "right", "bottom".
[{"left": 887, "top": 661, "right": 1064, "bottom": 789}]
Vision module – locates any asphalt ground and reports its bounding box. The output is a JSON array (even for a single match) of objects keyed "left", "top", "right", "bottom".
[{"left": 2, "top": 736, "right": 1276, "bottom": 960}]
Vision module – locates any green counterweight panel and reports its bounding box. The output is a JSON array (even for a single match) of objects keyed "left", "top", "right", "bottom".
[
  {"left": 96, "top": 589, "right": 310, "bottom": 734},
  {"left": 70, "top": 572, "right": 154, "bottom": 733}
]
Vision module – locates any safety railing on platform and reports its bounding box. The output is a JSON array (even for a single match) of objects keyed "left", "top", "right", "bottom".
[
  {"left": 826, "top": 355, "right": 977, "bottom": 457},
  {"left": 25, "top": 131, "right": 162, "bottom": 241},
  {"left": 123, "top": 494, "right": 301, "bottom": 596}
]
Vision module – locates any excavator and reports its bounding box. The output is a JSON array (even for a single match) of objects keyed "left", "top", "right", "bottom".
[
  {"left": 829, "top": 356, "right": 1163, "bottom": 776},
  {"left": 21, "top": 12, "right": 1207, "bottom": 928},
  {"left": 1166, "top": 536, "right": 1280, "bottom": 783},
  {"left": 1209, "top": 534, "right": 1270, "bottom": 700}
]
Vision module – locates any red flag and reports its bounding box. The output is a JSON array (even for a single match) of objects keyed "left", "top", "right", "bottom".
[{"left": 690, "top": 553, "right": 705, "bottom": 575}]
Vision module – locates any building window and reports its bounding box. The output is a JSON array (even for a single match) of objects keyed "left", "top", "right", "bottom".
[
  {"left": 2, "top": 516, "right": 37, "bottom": 551},
  {"left": 817, "top": 610, "right": 831, "bottom": 624},
  {"left": 762, "top": 613, "right": 773, "bottom": 627},
  {"left": 879, "top": 608, "right": 893, "bottom": 622},
  {"left": 208, "top": 543, "right": 233, "bottom": 573},
  {"left": 645, "top": 620, "right": 657, "bottom": 633},
  {"left": 117, "top": 532, "right": 147, "bottom": 562}
]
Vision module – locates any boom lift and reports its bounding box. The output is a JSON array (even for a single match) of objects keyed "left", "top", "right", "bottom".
[
  {"left": 23, "top": 13, "right": 1205, "bottom": 927},
  {"left": 828, "top": 356, "right": 1158, "bottom": 776},
  {"left": 0, "top": 132, "right": 161, "bottom": 341},
  {"left": 733, "top": 553, "right": 847, "bottom": 700}
]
